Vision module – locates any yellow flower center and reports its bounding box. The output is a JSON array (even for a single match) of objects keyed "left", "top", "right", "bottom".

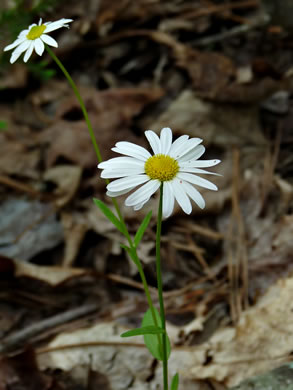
[
  {"left": 145, "top": 154, "right": 179, "bottom": 182},
  {"left": 27, "top": 24, "right": 46, "bottom": 40}
]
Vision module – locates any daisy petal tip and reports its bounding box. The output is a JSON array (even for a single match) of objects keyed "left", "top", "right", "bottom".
[
  {"left": 161, "top": 127, "right": 172, "bottom": 133},
  {"left": 145, "top": 129, "right": 154, "bottom": 136}
]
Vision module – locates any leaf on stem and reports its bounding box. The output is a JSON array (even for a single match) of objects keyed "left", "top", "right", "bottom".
[
  {"left": 121, "top": 325, "right": 165, "bottom": 338},
  {"left": 142, "top": 307, "right": 171, "bottom": 361},
  {"left": 134, "top": 211, "right": 152, "bottom": 247},
  {"left": 93, "top": 198, "right": 125, "bottom": 235},
  {"left": 171, "top": 373, "right": 179, "bottom": 390}
]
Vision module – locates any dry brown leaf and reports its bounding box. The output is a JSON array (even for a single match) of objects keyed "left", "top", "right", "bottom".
[
  {"left": 0, "top": 349, "right": 52, "bottom": 390},
  {"left": 44, "top": 165, "right": 82, "bottom": 207},
  {"left": 61, "top": 212, "right": 88, "bottom": 267},
  {"left": 0, "top": 134, "right": 40, "bottom": 179},
  {"left": 14, "top": 258, "right": 89, "bottom": 286},
  {"left": 150, "top": 90, "right": 267, "bottom": 148},
  {"left": 42, "top": 86, "right": 163, "bottom": 169},
  {"left": 166, "top": 277, "right": 293, "bottom": 386},
  {"left": 37, "top": 322, "right": 154, "bottom": 390}
]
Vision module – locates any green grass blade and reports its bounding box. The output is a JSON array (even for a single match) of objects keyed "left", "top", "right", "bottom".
[
  {"left": 134, "top": 211, "right": 152, "bottom": 247},
  {"left": 93, "top": 198, "right": 125, "bottom": 235},
  {"left": 171, "top": 373, "right": 179, "bottom": 390}
]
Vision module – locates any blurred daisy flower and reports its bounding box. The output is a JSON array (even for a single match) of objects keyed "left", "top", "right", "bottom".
[
  {"left": 98, "top": 127, "right": 220, "bottom": 218},
  {"left": 3, "top": 18, "right": 73, "bottom": 64}
]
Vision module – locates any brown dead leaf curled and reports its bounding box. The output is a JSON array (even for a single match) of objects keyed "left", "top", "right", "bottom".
[
  {"left": 61, "top": 212, "right": 88, "bottom": 268},
  {"left": 167, "top": 277, "right": 293, "bottom": 386},
  {"left": 42, "top": 87, "right": 164, "bottom": 169},
  {"left": 0, "top": 134, "right": 40, "bottom": 179},
  {"left": 14, "top": 258, "right": 89, "bottom": 286},
  {"left": 44, "top": 165, "right": 82, "bottom": 207},
  {"left": 37, "top": 322, "right": 153, "bottom": 390},
  {"left": 150, "top": 90, "right": 267, "bottom": 148}
]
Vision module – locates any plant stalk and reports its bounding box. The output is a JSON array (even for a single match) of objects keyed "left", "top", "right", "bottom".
[{"left": 156, "top": 183, "right": 168, "bottom": 390}]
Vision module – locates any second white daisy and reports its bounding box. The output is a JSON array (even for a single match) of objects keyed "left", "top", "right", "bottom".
[
  {"left": 98, "top": 127, "right": 220, "bottom": 218},
  {"left": 3, "top": 18, "right": 73, "bottom": 64}
]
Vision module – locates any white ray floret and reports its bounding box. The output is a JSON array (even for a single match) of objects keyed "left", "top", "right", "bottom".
[
  {"left": 4, "top": 18, "right": 73, "bottom": 64},
  {"left": 98, "top": 127, "right": 220, "bottom": 218}
]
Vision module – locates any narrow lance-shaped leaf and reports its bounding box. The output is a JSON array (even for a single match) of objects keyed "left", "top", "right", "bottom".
[
  {"left": 93, "top": 198, "right": 126, "bottom": 236},
  {"left": 134, "top": 211, "right": 152, "bottom": 247},
  {"left": 120, "top": 244, "right": 139, "bottom": 267},
  {"left": 171, "top": 373, "right": 179, "bottom": 390},
  {"left": 121, "top": 326, "right": 165, "bottom": 338}
]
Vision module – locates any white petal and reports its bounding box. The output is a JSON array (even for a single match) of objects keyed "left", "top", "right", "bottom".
[
  {"left": 177, "top": 172, "right": 218, "bottom": 191},
  {"left": 107, "top": 174, "right": 149, "bottom": 192},
  {"left": 179, "top": 145, "right": 206, "bottom": 163},
  {"left": 23, "top": 42, "right": 35, "bottom": 62},
  {"left": 133, "top": 197, "right": 150, "bottom": 210},
  {"left": 145, "top": 130, "right": 161, "bottom": 155},
  {"left": 101, "top": 167, "right": 145, "bottom": 178},
  {"left": 112, "top": 141, "right": 151, "bottom": 161},
  {"left": 40, "top": 34, "right": 58, "bottom": 47},
  {"left": 169, "top": 135, "right": 189, "bottom": 157},
  {"left": 180, "top": 159, "right": 221, "bottom": 168},
  {"left": 34, "top": 38, "right": 44, "bottom": 56},
  {"left": 106, "top": 186, "right": 136, "bottom": 197},
  {"left": 10, "top": 49, "right": 23, "bottom": 64},
  {"left": 125, "top": 180, "right": 160, "bottom": 207},
  {"left": 98, "top": 156, "right": 144, "bottom": 169},
  {"left": 175, "top": 138, "right": 203, "bottom": 161},
  {"left": 4, "top": 36, "right": 27, "bottom": 51},
  {"left": 179, "top": 167, "right": 221, "bottom": 176},
  {"left": 44, "top": 19, "right": 73, "bottom": 33},
  {"left": 162, "top": 181, "right": 175, "bottom": 218},
  {"left": 181, "top": 181, "right": 205, "bottom": 209},
  {"left": 18, "top": 29, "right": 29, "bottom": 38},
  {"left": 12, "top": 39, "right": 31, "bottom": 54},
  {"left": 171, "top": 178, "right": 192, "bottom": 214},
  {"left": 160, "top": 127, "right": 172, "bottom": 155}
]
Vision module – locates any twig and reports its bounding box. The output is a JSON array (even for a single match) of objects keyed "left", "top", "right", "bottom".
[
  {"left": 0, "top": 303, "right": 99, "bottom": 354},
  {"left": 183, "top": 0, "right": 260, "bottom": 20},
  {"left": 193, "top": 13, "right": 269, "bottom": 47}
]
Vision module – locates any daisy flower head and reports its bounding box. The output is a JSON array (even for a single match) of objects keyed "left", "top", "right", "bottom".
[
  {"left": 98, "top": 128, "right": 220, "bottom": 218},
  {"left": 3, "top": 18, "right": 73, "bottom": 64}
]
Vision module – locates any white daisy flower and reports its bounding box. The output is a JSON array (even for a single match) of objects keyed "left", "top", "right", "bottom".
[
  {"left": 3, "top": 18, "right": 73, "bottom": 64},
  {"left": 98, "top": 128, "right": 220, "bottom": 218}
]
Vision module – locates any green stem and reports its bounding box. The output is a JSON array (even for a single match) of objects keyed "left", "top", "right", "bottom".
[
  {"left": 45, "top": 46, "right": 159, "bottom": 334},
  {"left": 45, "top": 46, "right": 102, "bottom": 164},
  {"left": 156, "top": 183, "right": 168, "bottom": 390},
  {"left": 46, "top": 46, "right": 125, "bottom": 222}
]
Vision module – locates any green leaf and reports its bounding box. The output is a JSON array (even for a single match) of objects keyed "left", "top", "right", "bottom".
[
  {"left": 142, "top": 308, "right": 171, "bottom": 361},
  {"left": 120, "top": 243, "right": 131, "bottom": 253},
  {"left": 134, "top": 211, "right": 152, "bottom": 247},
  {"left": 0, "top": 121, "right": 7, "bottom": 131},
  {"left": 121, "top": 326, "right": 165, "bottom": 338},
  {"left": 171, "top": 373, "right": 179, "bottom": 390},
  {"left": 93, "top": 198, "right": 126, "bottom": 236},
  {"left": 121, "top": 244, "right": 139, "bottom": 267}
]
